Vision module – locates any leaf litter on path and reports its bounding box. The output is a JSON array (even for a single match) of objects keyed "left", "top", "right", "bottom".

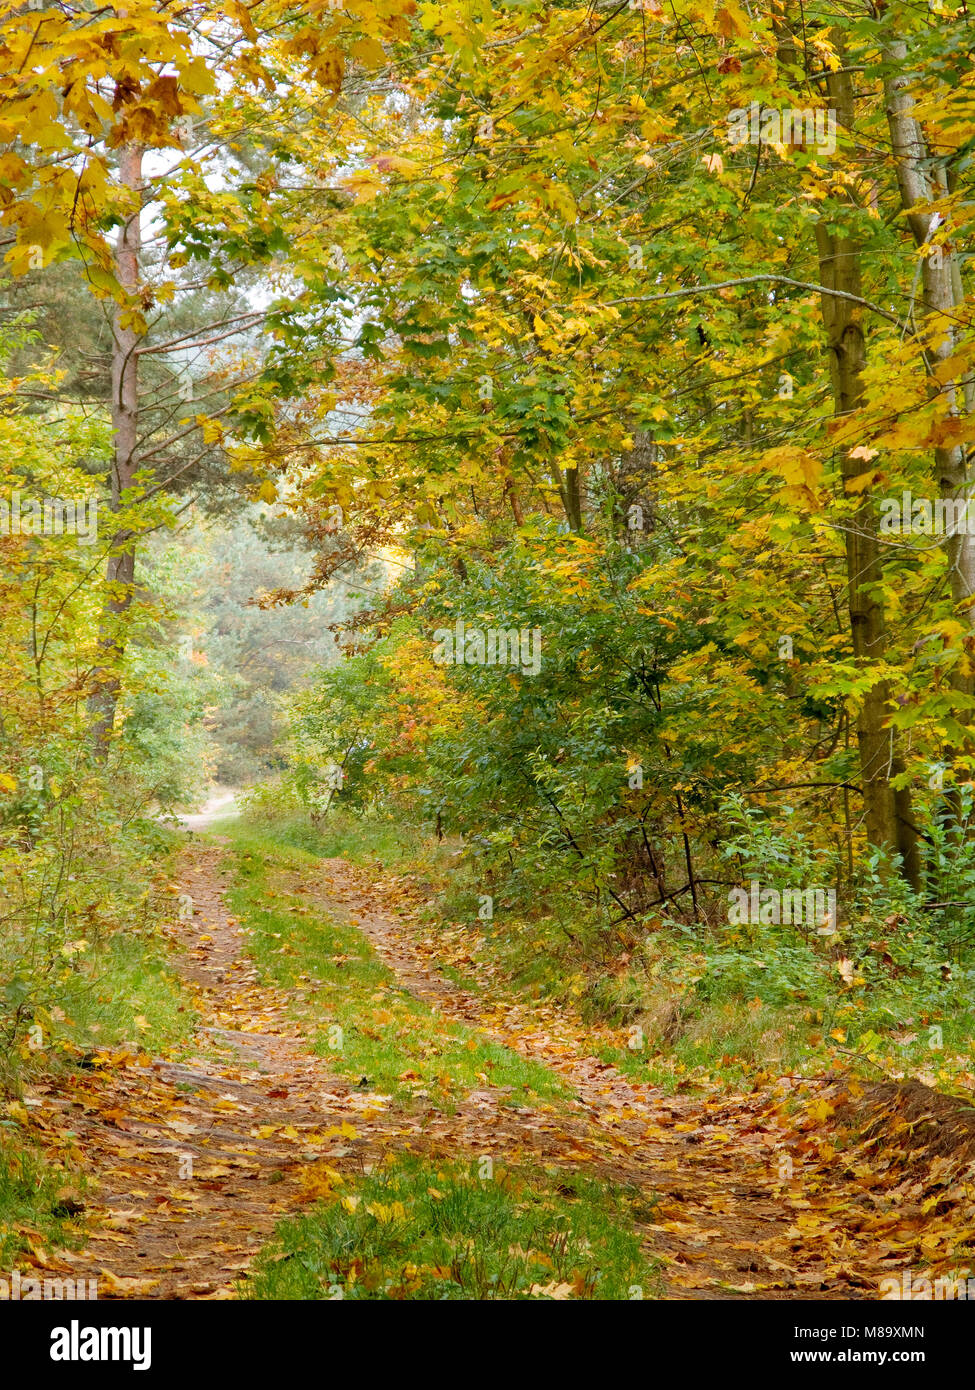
[{"left": 13, "top": 845, "right": 975, "bottom": 1299}]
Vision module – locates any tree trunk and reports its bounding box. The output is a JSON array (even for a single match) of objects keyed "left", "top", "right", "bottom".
[
  {"left": 88, "top": 143, "right": 143, "bottom": 760},
  {"left": 561, "top": 462, "right": 583, "bottom": 532},
  {"left": 884, "top": 36, "right": 974, "bottom": 833},
  {"left": 814, "top": 59, "right": 920, "bottom": 886},
  {"left": 616, "top": 429, "right": 655, "bottom": 539}
]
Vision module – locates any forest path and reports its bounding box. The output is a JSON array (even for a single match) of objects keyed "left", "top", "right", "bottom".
[
  {"left": 177, "top": 788, "right": 240, "bottom": 831},
  {"left": 310, "top": 857, "right": 877, "bottom": 1299},
  {"left": 22, "top": 843, "right": 943, "bottom": 1300},
  {"left": 25, "top": 846, "right": 368, "bottom": 1297}
]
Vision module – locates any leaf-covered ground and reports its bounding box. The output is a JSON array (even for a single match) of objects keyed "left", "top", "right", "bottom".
[{"left": 7, "top": 830, "right": 975, "bottom": 1300}]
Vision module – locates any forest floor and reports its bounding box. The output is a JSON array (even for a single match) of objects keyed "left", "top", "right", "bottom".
[{"left": 13, "top": 830, "right": 975, "bottom": 1300}]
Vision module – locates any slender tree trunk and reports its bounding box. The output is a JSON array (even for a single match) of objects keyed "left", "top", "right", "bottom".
[
  {"left": 814, "top": 59, "right": 920, "bottom": 886},
  {"left": 549, "top": 460, "right": 583, "bottom": 531},
  {"left": 505, "top": 480, "right": 524, "bottom": 526},
  {"left": 884, "top": 37, "right": 974, "bottom": 834},
  {"left": 616, "top": 429, "right": 655, "bottom": 538},
  {"left": 88, "top": 143, "right": 143, "bottom": 760}
]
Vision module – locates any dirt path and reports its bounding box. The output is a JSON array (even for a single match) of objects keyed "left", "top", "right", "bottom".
[
  {"left": 27, "top": 848, "right": 367, "bottom": 1297},
  {"left": 28, "top": 846, "right": 682, "bottom": 1298},
  {"left": 312, "top": 858, "right": 877, "bottom": 1299},
  {"left": 177, "top": 788, "right": 239, "bottom": 832},
  {"left": 21, "top": 845, "right": 954, "bottom": 1299}
]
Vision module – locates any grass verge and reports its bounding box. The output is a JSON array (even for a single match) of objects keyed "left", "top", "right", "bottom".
[
  {"left": 244, "top": 1151, "right": 659, "bottom": 1300},
  {"left": 0, "top": 1128, "right": 88, "bottom": 1268},
  {"left": 234, "top": 807, "right": 975, "bottom": 1100}
]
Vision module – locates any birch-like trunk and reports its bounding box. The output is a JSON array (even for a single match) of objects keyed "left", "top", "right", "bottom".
[
  {"left": 884, "top": 35, "right": 974, "bottom": 836},
  {"left": 884, "top": 38, "right": 975, "bottom": 654},
  {"left": 88, "top": 143, "right": 143, "bottom": 760}
]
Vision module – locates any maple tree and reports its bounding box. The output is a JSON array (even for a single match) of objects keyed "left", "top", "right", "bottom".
[{"left": 249, "top": 0, "right": 974, "bottom": 899}]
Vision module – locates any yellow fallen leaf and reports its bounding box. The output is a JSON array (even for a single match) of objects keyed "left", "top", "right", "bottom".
[
  {"left": 98, "top": 1269, "right": 160, "bottom": 1296},
  {"left": 365, "top": 1201, "right": 406, "bottom": 1224},
  {"left": 529, "top": 1280, "right": 574, "bottom": 1299},
  {"left": 324, "top": 1122, "right": 358, "bottom": 1139}
]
